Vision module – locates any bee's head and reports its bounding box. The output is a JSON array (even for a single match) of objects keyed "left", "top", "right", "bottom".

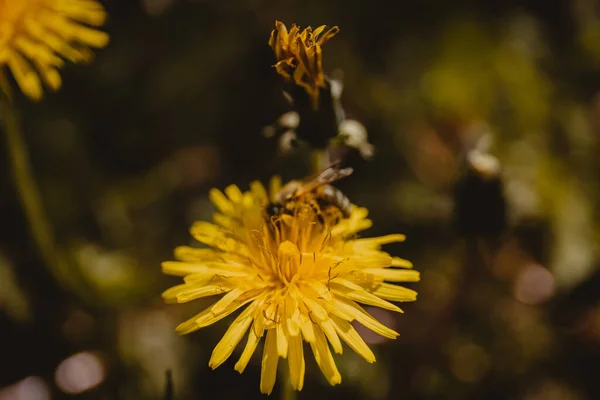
[{"left": 265, "top": 203, "right": 283, "bottom": 218}]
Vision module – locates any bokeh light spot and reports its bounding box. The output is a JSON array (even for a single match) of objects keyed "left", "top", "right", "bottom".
[
  {"left": 0, "top": 376, "right": 50, "bottom": 400},
  {"left": 449, "top": 343, "right": 490, "bottom": 383},
  {"left": 55, "top": 351, "right": 106, "bottom": 394},
  {"left": 513, "top": 263, "right": 555, "bottom": 305}
]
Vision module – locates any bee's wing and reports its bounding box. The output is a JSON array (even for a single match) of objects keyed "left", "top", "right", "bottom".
[{"left": 294, "top": 165, "right": 353, "bottom": 197}]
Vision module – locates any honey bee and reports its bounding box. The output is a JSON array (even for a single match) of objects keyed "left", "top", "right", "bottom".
[{"left": 266, "top": 164, "right": 353, "bottom": 225}]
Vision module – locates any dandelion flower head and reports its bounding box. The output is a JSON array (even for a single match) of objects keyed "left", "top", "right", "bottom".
[
  {"left": 162, "top": 176, "right": 420, "bottom": 394},
  {"left": 0, "top": 0, "right": 109, "bottom": 100},
  {"left": 269, "top": 21, "right": 339, "bottom": 110}
]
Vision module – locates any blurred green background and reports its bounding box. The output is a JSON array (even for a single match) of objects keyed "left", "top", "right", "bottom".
[{"left": 2, "top": 0, "right": 600, "bottom": 399}]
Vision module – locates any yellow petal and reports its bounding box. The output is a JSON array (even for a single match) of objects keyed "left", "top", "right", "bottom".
[
  {"left": 250, "top": 181, "right": 268, "bottom": 205},
  {"left": 274, "top": 59, "right": 295, "bottom": 80},
  {"left": 276, "top": 323, "right": 288, "bottom": 358},
  {"left": 211, "top": 288, "right": 244, "bottom": 315},
  {"left": 260, "top": 329, "right": 279, "bottom": 395},
  {"left": 175, "top": 295, "right": 255, "bottom": 334},
  {"left": 34, "top": 62, "right": 62, "bottom": 91},
  {"left": 161, "top": 284, "right": 228, "bottom": 303},
  {"left": 295, "top": 37, "right": 312, "bottom": 79},
  {"left": 352, "top": 234, "right": 406, "bottom": 249},
  {"left": 309, "top": 325, "right": 342, "bottom": 386},
  {"left": 327, "top": 300, "right": 354, "bottom": 321},
  {"left": 341, "top": 270, "right": 384, "bottom": 288},
  {"left": 333, "top": 297, "right": 399, "bottom": 339},
  {"left": 234, "top": 320, "right": 262, "bottom": 373},
  {"left": 351, "top": 253, "right": 394, "bottom": 269},
  {"left": 269, "top": 176, "right": 282, "bottom": 201},
  {"left": 271, "top": 21, "right": 289, "bottom": 60},
  {"left": 332, "top": 278, "right": 364, "bottom": 292},
  {"left": 213, "top": 212, "right": 238, "bottom": 229},
  {"left": 316, "top": 26, "right": 340, "bottom": 45},
  {"left": 330, "top": 315, "right": 375, "bottom": 363},
  {"left": 301, "top": 293, "right": 329, "bottom": 321},
  {"left": 365, "top": 269, "right": 420, "bottom": 283},
  {"left": 313, "top": 25, "right": 327, "bottom": 38},
  {"left": 331, "top": 284, "right": 403, "bottom": 313},
  {"left": 209, "top": 188, "right": 234, "bottom": 214},
  {"left": 391, "top": 257, "right": 413, "bottom": 268},
  {"left": 331, "top": 208, "right": 372, "bottom": 237},
  {"left": 307, "top": 281, "right": 333, "bottom": 302},
  {"left": 7, "top": 52, "right": 42, "bottom": 100},
  {"left": 14, "top": 37, "right": 64, "bottom": 66},
  {"left": 224, "top": 184, "right": 244, "bottom": 203},
  {"left": 299, "top": 313, "right": 316, "bottom": 343},
  {"left": 209, "top": 305, "right": 255, "bottom": 369},
  {"left": 173, "top": 246, "right": 219, "bottom": 262},
  {"left": 287, "top": 333, "right": 305, "bottom": 391},
  {"left": 54, "top": 2, "right": 108, "bottom": 26},
  {"left": 285, "top": 294, "right": 301, "bottom": 337},
  {"left": 268, "top": 29, "right": 277, "bottom": 52},
  {"left": 46, "top": 18, "right": 109, "bottom": 49},
  {"left": 311, "top": 44, "right": 323, "bottom": 85},
  {"left": 190, "top": 222, "right": 249, "bottom": 255},
  {"left": 318, "top": 318, "right": 343, "bottom": 354},
  {"left": 25, "top": 19, "right": 89, "bottom": 63},
  {"left": 253, "top": 307, "right": 266, "bottom": 337},
  {"left": 183, "top": 273, "right": 217, "bottom": 284},
  {"left": 161, "top": 260, "right": 252, "bottom": 277},
  {"left": 372, "top": 283, "right": 418, "bottom": 302}
]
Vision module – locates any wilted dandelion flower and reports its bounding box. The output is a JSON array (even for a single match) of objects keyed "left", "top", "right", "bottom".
[
  {"left": 269, "top": 21, "right": 339, "bottom": 109},
  {"left": 162, "top": 177, "right": 419, "bottom": 394},
  {"left": 0, "top": 0, "right": 109, "bottom": 100}
]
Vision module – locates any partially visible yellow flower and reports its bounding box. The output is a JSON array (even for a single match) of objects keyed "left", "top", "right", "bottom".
[
  {"left": 269, "top": 21, "right": 339, "bottom": 109},
  {"left": 162, "top": 177, "right": 419, "bottom": 394},
  {"left": 0, "top": 0, "right": 109, "bottom": 100}
]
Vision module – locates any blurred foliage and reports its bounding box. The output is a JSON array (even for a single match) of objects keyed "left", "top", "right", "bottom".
[{"left": 1, "top": 0, "right": 600, "bottom": 399}]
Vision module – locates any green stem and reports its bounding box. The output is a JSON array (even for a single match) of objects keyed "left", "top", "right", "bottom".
[
  {"left": 280, "top": 364, "right": 296, "bottom": 400},
  {"left": 311, "top": 149, "right": 325, "bottom": 174},
  {"left": 1, "top": 84, "right": 55, "bottom": 265},
  {"left": 0, "top": 77, "right": 73, "bottom": 291}
]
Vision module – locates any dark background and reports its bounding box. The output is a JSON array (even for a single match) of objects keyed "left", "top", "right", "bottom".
[{"left": 1, "top": 0, "right": 600, "bottom": 399}]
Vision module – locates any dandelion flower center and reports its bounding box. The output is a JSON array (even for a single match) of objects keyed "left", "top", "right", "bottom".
[{"left": 162, "top": 178, "right": 420, "bottom": 394}]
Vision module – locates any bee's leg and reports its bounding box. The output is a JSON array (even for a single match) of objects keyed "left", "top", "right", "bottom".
[
  {"left": 316, "top": 213, "right": 325, "bottom": 226},
  {"left": 307, "top": 200, "right": 326, "bottom": 226},
  {"left": 325, "top": 206, "right": 343, "bottom": 226}
]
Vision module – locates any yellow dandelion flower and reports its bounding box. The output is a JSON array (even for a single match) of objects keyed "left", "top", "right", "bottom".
[
  {"left": 0, "top": 0, "right": 109, "bottom": 100},
  {"left": 269, "top": 21, "right": 339, "bottom": 110},
  {"left": 162, "top": 177, "right": 419, "bottom": 394}
]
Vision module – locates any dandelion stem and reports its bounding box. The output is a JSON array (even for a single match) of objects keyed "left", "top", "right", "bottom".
[
  {"left": 311, "top": 149, "right": 324, "bottom": 174},
  {"left": 280, "top": 364, "right": 296, "bottom": 400},
  {"left": 0, "top": 75, "right": 71, "bottom": 288}
]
